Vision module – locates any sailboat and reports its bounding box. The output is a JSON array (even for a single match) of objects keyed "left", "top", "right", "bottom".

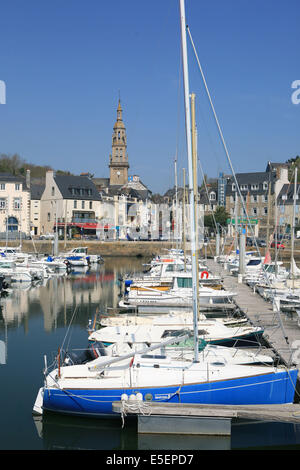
[{"left": 32, "top": 0, "right": 298, "bottom": 418}]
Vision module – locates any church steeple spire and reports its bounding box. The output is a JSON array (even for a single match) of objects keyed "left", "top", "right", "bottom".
[
  {"left": 117, "top": 98, "right": 122, "bottom": 122},
  {"left": 109, "top": 98, "right": 129, "bottom": 186}
]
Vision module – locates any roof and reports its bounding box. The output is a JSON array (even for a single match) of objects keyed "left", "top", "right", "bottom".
[
  {"left": 92, "top": 177, "right": 110, "bottom": 188},
  {"left": 277, "top": 183, "right": 300, "bottom": 205},
  {"left": 226, "top": 171, "right": 276, "bottom": 195},
  {"left": 30, "top": 184, "right": 45, "bottom": 200},
  {"left": 54, "top": 175, "right": 102, "bottom": 201},
  {"left": 0, "top": 173, "right": 29, "bottom": 190},
  {"left": 266, "top": 162, "right": 289, "bottom": 171},
  {"left": 105, "top": 185, "right": 149, "bottom": 201}
]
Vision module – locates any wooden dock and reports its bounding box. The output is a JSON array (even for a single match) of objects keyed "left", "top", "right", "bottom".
[
  {"left": 205, "top": 258, "right": 300, "bottom": 368},
  {"left": 112, "top": 401, "right": 300, "bottom": 435},
  {"left": 113, "top": 401, "right": 300, "bottom": 423}
]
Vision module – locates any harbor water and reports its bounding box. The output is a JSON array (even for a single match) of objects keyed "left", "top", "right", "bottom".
[{"left": 1, "top": 256, "right": 300, "bottom": 451}]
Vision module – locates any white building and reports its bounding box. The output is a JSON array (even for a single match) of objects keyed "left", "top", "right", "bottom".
[
  {"left": 0, "top": 172, "right": 31, "bottom": 238},
  {"left": 40, "top": 171, "right": 102, "bottom": 237}
]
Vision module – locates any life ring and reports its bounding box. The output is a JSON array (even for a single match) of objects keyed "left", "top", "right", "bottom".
[{"left": 201, "top": 271, "right": 209, "bottom": 279}]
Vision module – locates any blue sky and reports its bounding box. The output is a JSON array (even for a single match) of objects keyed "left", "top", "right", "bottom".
[{"left": 0, "top": 0, "right": 299, "bottom": 194}]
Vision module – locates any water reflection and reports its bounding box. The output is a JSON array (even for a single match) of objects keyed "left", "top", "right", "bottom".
[
  {"left": 0, "top": 257, "right": 145, "bottom": 332},
  {"left": 33, "top": 414, "right": 138, "bottom": 451}
]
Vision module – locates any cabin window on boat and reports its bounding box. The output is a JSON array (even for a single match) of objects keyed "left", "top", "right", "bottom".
[
  {"left": 177, "top": 277, "right": 192, "bottom": 288},
  {"left": 247, "top": 259, "right": 261, "bottom": 266}
]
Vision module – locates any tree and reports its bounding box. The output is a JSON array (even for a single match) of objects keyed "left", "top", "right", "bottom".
[
  {"left": 286, "top": 156, "right": 300, "bottom": 182},
  {"left": 204, "top": 205, "right": 230, "bottom": 233}
]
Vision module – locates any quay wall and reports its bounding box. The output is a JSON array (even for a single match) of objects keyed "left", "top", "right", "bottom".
[
  {"left": 6, "top": 240, "right": 175, "bottom": 257},
  {"left": 3, "top": 240, "right": 300, "bottom": 260}
]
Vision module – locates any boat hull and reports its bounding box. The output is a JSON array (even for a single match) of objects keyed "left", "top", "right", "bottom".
[{"left": 42, "top": 368, "right": 298, "bottom": 418}]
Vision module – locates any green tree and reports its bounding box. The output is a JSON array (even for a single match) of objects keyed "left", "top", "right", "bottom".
[
  {"left": 204, "top": 206, "right": 230, "bottom": 233},
  {"left": 286, "top": 156, "right": 300, "bottom": 182}
]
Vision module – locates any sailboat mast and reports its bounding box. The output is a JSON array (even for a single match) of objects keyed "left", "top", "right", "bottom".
[
  {"left": 291, "top": 167, "right": 298, "bottom": 290},
  {"left": 179, "top": 0, "right": 199, "bottom": 362}
]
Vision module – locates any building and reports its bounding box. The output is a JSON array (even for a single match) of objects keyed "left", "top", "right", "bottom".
[
  {"left": 93, "top": 99, "right": 151, "bottom": 198},
  {"left": 109, "top": 99, "right": 129, "bottom": 186},
  {"left": 30, "top": 183, "right": 44, "bottom": 236},
  {"left": 91, "top": 99, "right": 152, "bottom": 239},
  {"left": 0, "top": 172, "right": 31, "bottom": 238},
  {"left": 225, "top": 162, "right": 289, "bottom": 237},
  {"left": 277, "top": 183, "right": 300, "bottom": 232},
  {"left": 40, "top": 171, "right": 102, "bottom": 237}
]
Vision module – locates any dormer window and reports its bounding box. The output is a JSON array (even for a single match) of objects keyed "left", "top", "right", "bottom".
[
  {"left": 263, "top": 182, "right": 268, "bottom": 190},
  {"left": 209, "top": 191, "right": 216, "bottom": 201},
  {"left": 240, "top": 184, "right": 248, "bottom": 191},
  {"left": 251, "top": 184, "right": 259, "bottom": 190}
]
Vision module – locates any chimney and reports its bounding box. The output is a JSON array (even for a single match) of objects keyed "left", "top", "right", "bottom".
[{"left": 26, "top": 169, "right": 31, "bottom": 189}]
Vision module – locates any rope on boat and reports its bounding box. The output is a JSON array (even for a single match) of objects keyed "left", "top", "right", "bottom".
[{"left": 120, "top": 399, "right": 152, "bottom": 428}]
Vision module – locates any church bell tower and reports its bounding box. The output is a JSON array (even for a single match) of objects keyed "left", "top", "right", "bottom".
[{"left": 109, "top": 99, "right": 129, "bottom": 186}]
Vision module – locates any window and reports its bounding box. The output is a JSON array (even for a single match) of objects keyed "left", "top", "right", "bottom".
[
  {"left": 13, "top": 198, "right": 21, "bottom": 210},
  {"left": 51, "top": 186, "right": 55, "bottom": 196},
  {"left": 74, "top": 200, "right": 77, "bottom": 208},
  {"left": 263, "top": 182, "right": 268, "bottom": 190},
  {"left": 209, "top": 192, "right": 216, "bottom": 201},
  {"left": 264, "top": 207, "right": 268, "bottom": 215},
  {"left": 15, "top": 183, "right": 20, "bottom": 191},
  {"left": 251, "top": 184, "right": 259, "bottom": 190},
  {"left": 0, "top": 184, "right": 5, "bottom": 190},
  {"left": 89, "top": 201, "right": 92, "bottom": 209},
  {"left": 232, "top": 184, "right": 236, "bottom": 191},
  {"left": 166, "top": 264, "right": 175, "bottom": 272},
  {"left": 47, "top": 213, "right": 50, "bottom": 222},
  {"left": 177, "top": 277, "right": 192, "bottom": 288},
  {"left": 252, "top": 195, "right": 258, "bottom": 202},
  {"left": 247, "top": 259, "right": 261, "bottom": 266},
  {"left": 7, "top": 216, "right": 18, "bottom": 232},
  {"left": 0, "top": 198, "right": 6, "bottom": 209},
  {"left": 82, "top": 201, "right": 85, "bottom": 209},
  {"left": 241, "top": 184, "right": 248, "bottom": 191},
  {"left": 253, "top": 207, "right": 257, "bottom": 215}
]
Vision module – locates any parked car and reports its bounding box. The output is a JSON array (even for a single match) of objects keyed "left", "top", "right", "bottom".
[
  {"left": 246, "top": 237, "right": 255, "bottom": 246},
  {"left": 39, "top": 233, "right": 55, "bottom": 240},
  {"left": 246, "top": 237, "right": 266, "bottom": 247},
  {"left": 270, "top": 241, "right": 285, "bottom": 249}
]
